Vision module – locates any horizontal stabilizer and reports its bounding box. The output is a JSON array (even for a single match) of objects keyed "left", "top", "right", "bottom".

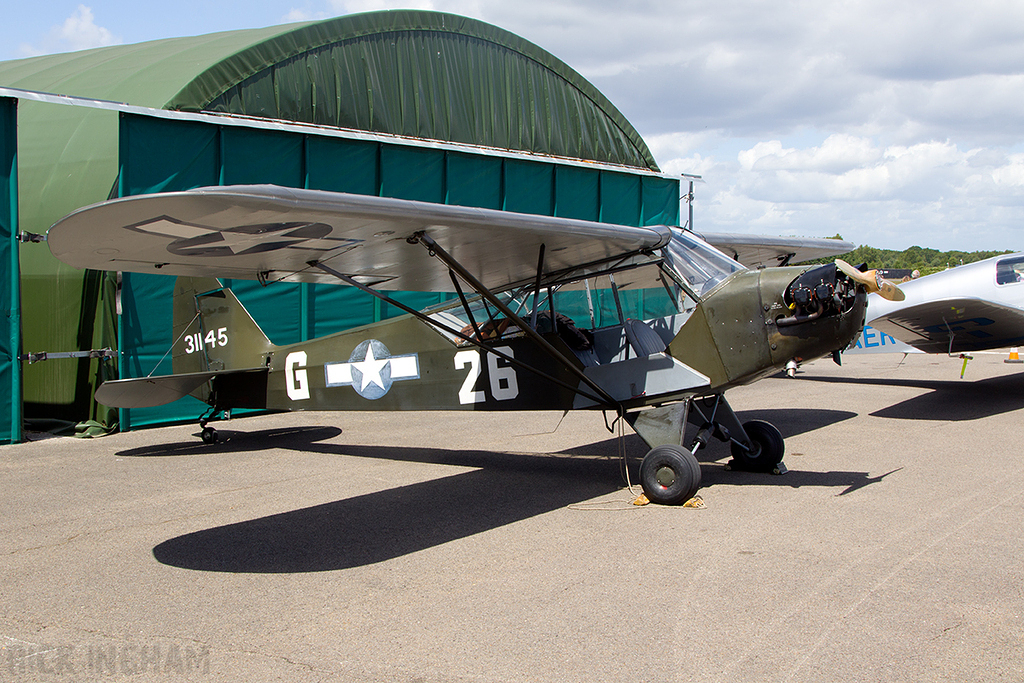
[{"left": 96, "top": 368, "right": 267, "bottom": 408}]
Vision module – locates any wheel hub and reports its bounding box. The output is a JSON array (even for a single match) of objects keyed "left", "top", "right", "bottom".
[{"left": 655, "top": 466, "right": 677, "bottom": 487}]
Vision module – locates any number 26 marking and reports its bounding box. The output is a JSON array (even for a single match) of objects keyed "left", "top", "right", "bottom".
[{"left": 455, "top": 347, "right": 519, "bottom": 405}]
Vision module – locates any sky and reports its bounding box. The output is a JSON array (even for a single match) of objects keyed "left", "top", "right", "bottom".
[{"left": 4, "top": 1, "right": 1024, "bottom": 252}]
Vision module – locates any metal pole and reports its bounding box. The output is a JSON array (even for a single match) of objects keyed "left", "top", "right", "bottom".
[{"left": 688, "top": 179, "right": 694, "bottom": 232}]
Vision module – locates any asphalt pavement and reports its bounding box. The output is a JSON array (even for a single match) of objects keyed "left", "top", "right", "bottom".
[{"left": 2, "top": 351, "right": 1023, "bottom": 682}]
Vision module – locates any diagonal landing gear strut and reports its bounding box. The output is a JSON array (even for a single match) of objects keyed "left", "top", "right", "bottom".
[{"left": 687, "top": 395, "right": 787, "bottom": 475}]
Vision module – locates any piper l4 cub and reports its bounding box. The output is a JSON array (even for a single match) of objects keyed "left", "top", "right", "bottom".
[{"left": 48, "top": 185, "right": 877, "bottom": 505}]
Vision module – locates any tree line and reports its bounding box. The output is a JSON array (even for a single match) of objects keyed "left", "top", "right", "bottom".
[{"left": 802, "top": 237, "right": 1012, "bottom": 276}]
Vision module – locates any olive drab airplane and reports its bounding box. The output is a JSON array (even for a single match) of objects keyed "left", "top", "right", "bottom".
[{"left": 47, "top": 185, "right": 884, "bottom": 505}]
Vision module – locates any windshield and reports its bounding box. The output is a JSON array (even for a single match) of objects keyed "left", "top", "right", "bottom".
[{"left": 663, "top": 229, "right": 744, "bottom": 297}]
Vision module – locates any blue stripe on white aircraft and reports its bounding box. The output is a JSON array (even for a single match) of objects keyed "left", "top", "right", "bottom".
[{"left": 846, "top": 325, "right": 922, "bottom": 354}]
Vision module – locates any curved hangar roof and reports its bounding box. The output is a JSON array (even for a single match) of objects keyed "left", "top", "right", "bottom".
[{"left": 0, "top": 10, "right": 657, "bottom": 170}]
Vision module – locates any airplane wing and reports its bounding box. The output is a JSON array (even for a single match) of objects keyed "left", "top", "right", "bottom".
[
  {"left": 47, "top": 185, "right": 672, "bottom": 292},
  {"left": 697, "top": 232, "right": 854, "bottom": 268},
  {"left": 868, "top": 298, "right": 1024, "bottom": 353}
]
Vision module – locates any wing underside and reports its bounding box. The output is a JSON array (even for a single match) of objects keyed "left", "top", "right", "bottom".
[
  {"left": 698, "top": 232, "right": 854, "bottom": 268},
  {"left": 47, "top": 185, "right": 672, "bottom": 293},
  {"left": 869, "top": 298, "right": 1024, "bottom": 353}
]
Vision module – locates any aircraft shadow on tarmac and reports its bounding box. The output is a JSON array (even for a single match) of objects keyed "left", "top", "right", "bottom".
[
  {"left": 152, "top": 445, "right": 624, "bottom": 574},
  {"left": 117, "top": 425, "right": 345, "bottom": 458},
  {"left": 795, "top": 371, "right": 1024, "bottom": 421},
  {"left": 143, "top": 407, "right": 876, "bottom": 574}
]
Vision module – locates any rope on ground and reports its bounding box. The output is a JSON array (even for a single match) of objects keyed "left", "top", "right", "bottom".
[{"left": 569, "top": 412, "right": 646, "bottom": 511}]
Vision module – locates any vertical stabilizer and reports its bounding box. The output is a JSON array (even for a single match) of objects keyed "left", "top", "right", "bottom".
[{"left": 172, "top": 278, "right": 274, "bottom": 380}]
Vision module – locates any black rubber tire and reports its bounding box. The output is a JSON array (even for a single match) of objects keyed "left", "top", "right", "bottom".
[
  {"left": 730, "top": 420, "right": 784, "bottom": 472},
  {"left": 640, "top": 445, "right": 702, "bottom": 505},
  {"left": 201, "top": 427, "right": 218, "bottom": 444}
]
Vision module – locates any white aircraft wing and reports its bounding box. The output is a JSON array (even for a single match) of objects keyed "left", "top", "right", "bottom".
[
  {"left": 698, "top": 232, "right": 854, "bottom": 268},
  {"left": 868, "top": 298, "right": 1024, "bottom": 354},
  {"left": 47, "top": 185, "right": 672, "bottom": 292}
]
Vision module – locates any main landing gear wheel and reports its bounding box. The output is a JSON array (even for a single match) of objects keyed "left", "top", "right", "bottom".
[
  {"left": 201, "top": 426, "right": 218, "bottom": 444},
  {"left": 640, "top": 445, "right": 702, "bottom": 505},
  {"left": 729, "top": 420, "right": 784, "bottom": 473}
]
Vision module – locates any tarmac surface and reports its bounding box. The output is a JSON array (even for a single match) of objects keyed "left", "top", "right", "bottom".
[{"left": 2, "top": 351, "right": 1024, "bottom": 682}]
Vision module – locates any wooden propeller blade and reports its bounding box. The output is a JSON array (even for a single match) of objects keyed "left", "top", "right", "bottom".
[{"left": 835, "top": 259, "right": 905, "bottom": 301}]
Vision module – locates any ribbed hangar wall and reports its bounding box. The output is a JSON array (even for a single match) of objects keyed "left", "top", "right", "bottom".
[
  {"left": 118, "top": 112, "right": 679, "bottom": 429},
  {"left": 179, "top": 13, "right": 657, "bottom": 169},
  {"left": 0, "top": 10, "right": 675, "bottom": 431}
]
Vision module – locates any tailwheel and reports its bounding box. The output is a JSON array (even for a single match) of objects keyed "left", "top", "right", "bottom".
[
  {"left": 201, "top": 426, "right": 218, "bottom": 445},
  {"left": 198, "top": 407, "right": 223, "bottom": 445},
  {"left": 729, "top": 420, "right": 784, "bottom": 473},
  {"left": 640, "top": 445, "right": 702, "bottom": 505}
]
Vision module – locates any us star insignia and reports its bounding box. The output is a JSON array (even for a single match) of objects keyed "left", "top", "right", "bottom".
[{"left": 324, "top": 339, "right": 419, "bottom": 400}]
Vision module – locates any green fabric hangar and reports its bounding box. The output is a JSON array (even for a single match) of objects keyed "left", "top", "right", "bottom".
[
  {"left": 0, "top": 97, "right": 18, "bottom": 443},
  {"left": 0, "top": 10, "right": 680, "bottom": 436}
]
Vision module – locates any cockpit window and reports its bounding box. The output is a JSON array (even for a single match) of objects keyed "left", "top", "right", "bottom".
[
  {"left": 996, "top": 256, "right": 1024, "bottom": 285},
  {"left": 663, "top": 229, "right": 744, "bottom": 296},
  {"left": 424, "top": 228, "right": 740, "bottom": 342}
]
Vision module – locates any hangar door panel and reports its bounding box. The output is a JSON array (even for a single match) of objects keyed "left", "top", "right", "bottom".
[
  {"left": 117, "top": 113, "right": 678, "bottom": 429},
  {"left": 0, "top": 98, "right": 19, "bottom": 443}
]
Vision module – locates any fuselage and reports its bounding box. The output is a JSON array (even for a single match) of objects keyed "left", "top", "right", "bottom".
[
  {"left": 250, "top": 234, "right": 868, "bottom": 413},
  {"left": 868, "top": 252, "right": 1024, "bottom": 322}
]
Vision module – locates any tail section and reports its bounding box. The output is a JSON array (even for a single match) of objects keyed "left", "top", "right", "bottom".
[
  {"left": 94, "top": 278, "right": 274, "bottom": 410},
  {"left": 172, "top": 277, "right": 274, "bottom": 378}
]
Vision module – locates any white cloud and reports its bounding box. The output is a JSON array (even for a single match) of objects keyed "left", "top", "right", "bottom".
[
  {"left": 15, "top": 0, "right": 1024, "bottom": 250},
  {"left": 18, "top": 5, "right": 120, "bottom": 57},
  {"left": 283, "top": 8, "right": 330, "bottom": 22},
  {"left": 280, "top": 1, "right": 1024, "bottom": 249},
  {"left": 646, "top": 131, "right": 713, "bottom": 163},
  {"left": 991, "top": 154, "right": 1024, "bottom": 188},
  {"left": 738, "top": 135, "right": 883, "bottom": 174},
  {"left": 664, "top": 134, "right": 1024, "bottom": 247},
  {"left": 58, "top": 5, "right": 118, "bottom": 51}
]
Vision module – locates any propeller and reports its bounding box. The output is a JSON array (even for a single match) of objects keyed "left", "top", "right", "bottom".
[{"left": 835, "top": 259, "right": 906, "bottom": 301}]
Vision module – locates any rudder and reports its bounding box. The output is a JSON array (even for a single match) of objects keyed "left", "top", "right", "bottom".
[{"left": 172, "top": 277, "right": 274, "bottom": 379}]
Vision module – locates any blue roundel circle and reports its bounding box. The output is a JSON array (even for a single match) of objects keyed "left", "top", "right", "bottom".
[{"left": 347, "top": 339, "right": 394, "bottom": 400}]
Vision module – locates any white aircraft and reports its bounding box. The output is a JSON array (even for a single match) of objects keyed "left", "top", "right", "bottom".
[{"left": 860, "top": 252, "right": 1024, "bottom": 354}]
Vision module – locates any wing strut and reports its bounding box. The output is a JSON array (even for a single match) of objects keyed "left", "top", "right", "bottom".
[
  {"left": 408, "top": 232, "right": 622, "bottom": 412},
  {"left": 308, "top": 261, "right": 618, "bottom": 410},
  {"left": 449, "top": 270, "right": 483, "bottom": 341},
  {"left": 530, "top": 244, "right": 545, "bottom": 331}
]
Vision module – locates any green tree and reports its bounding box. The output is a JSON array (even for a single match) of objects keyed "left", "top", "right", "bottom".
[{"left": 800, "top": 245, "right": 1012, "bottom": 276}]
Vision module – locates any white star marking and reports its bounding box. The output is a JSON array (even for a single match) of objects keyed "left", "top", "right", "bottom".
[
  {"left": 352, "top": 344, "right": 389, "bottom": 391},
  {"left": 214, "top": 230, "right": 277, "bottom": 253}
]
